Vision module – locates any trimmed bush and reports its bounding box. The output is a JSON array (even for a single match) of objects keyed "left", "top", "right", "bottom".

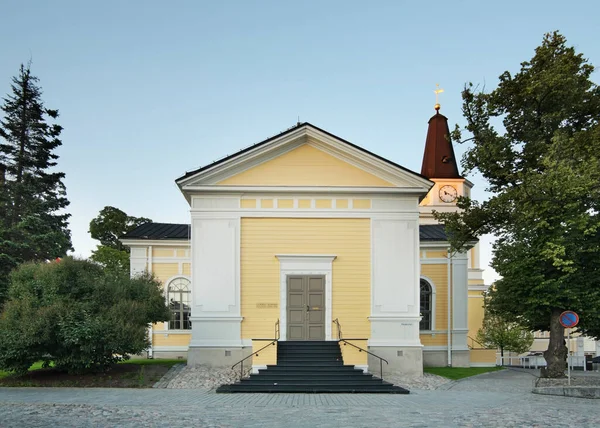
[{"left": 0, "top": 257, "right": 170, "bottom": 375}]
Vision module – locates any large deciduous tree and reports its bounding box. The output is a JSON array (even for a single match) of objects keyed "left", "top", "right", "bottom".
[
  {"left": 89, "top": 206, "right": 151, "bottom": 272},
  {"left": 0, "top": 257, "right": 170, "bottom": 374},
  {"left": 0, "top": 64, "right": 71, "bottom": 306},
  {"left": 436, "top": 32, "right": 600, "bottom": 377}
]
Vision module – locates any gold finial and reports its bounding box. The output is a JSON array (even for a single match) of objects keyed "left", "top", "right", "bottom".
[{"left": 434, "top": 84, "right": 444, "bottom": 111}]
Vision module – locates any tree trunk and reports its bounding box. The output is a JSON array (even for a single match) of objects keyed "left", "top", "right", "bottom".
[
  {"left": 500, "top": 347, "right": 504, "bottom": 366},
  {"left": 541, "top": 309, "right": 567, "bottom": 378}
]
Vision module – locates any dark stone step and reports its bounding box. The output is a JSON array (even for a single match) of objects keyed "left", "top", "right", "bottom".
[
  {"left": 241, "top": 378, "right": 384, "bottom": 385},
  {"left": 275, "top": 361, "right": 344, "bottom": 366},
  {"left": 216, "top": 384, "right": 409, "bottom": 394},
  {"left": 249, "top": 374, "right": 375, "bottom": 381},
  {"left": 264, "top": 365, "right": 360, "bottom": 371}
]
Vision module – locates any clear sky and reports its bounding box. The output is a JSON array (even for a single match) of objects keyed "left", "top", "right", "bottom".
[{"left": 2, "top": 0, "right": 599, "bottom": 284}]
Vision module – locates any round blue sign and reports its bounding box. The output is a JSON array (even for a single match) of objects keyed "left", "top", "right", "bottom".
[{"left": 560, "top": 311, "right": 579, "bottom": 328}]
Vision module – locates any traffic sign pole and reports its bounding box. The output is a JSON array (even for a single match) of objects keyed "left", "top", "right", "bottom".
[
  {"left": 567, "top": 328, "right": 571, "bottom": 386},
  {"left": 559, "top": 311, "right": 579, "bottom": 385}
]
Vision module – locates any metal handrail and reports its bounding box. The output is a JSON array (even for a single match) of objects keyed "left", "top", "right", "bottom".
[
  {"left": 231, "top": 319, "right": 279, "bottom": 381},
  {"left": 467, "top": 335, "right": 487, "bottom": 349},
  {"left": 332, "top": 318, "right": 389, "bottom": 380}
]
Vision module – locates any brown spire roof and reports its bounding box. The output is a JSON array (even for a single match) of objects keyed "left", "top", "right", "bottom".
[{"left": 420, "top": 109, "right": 461, "bottom": 179}]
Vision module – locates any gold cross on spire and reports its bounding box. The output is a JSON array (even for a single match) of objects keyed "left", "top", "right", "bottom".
[{"left": 434, "top": 84, "right": 444, "bottom": 111}]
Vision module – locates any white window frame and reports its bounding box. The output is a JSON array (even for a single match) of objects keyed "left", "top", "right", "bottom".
[
  {"left": 165, "top": 275, "right": 192, "bottom": 331},
  {"left": 419, "top": 276, "right": 436, "bottom": 332}
]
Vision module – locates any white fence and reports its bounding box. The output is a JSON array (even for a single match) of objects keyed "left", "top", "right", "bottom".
[{"left": 497, "top": 355, "right": 590, "bottom": 371}]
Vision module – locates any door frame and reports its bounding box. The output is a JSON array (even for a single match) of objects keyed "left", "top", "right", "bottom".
[{"left": 276, "top": 254, "right": 336, "bottom": 341}]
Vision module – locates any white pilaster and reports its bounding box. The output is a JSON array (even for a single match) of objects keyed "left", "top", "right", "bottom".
[{"left": 451, "top": 252, "right": 469, "bottom": 350}]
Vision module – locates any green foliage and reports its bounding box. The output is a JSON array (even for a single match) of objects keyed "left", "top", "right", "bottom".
[
  {"left": 434, "top": 32, "right": 600, "bottom": 376},
  {"left": 0, "top": 257, "right": 170, "bottom": 375},
  {"left": 0, "top": 64, "right": 72, "bottom": 306},
  {"left": 476, "top": 303, "right": 534, "bottom": 356},
  {"left": 89, "top": 206, "right": 151, "bottom": 273}
]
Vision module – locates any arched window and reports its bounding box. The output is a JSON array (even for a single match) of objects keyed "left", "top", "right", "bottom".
[
  {"left": 167, "top": 277, "right": 191, "bottom": 330},
  {"left": 420, "top": 279, "right": 433, "bottom": 330}
]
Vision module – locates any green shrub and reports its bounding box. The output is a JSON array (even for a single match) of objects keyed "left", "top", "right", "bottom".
[{"left": 0, "top": 257, "right": 170, "bottom": 375}]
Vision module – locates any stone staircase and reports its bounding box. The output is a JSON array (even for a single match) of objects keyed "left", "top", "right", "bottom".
[{"left": 216, "top": 341, "right": 409, "bottom": 393}]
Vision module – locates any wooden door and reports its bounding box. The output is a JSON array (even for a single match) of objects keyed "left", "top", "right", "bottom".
[{"left": 287, "top": 276, "right": 325, "bottom": 340}]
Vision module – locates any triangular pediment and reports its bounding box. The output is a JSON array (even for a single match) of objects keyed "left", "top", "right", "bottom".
[
  {"left": 218, "top": 143, "right": 395, "bottom": 187},
  {"left": 177, "top": 123, "right": 432, "bottom": 191}
]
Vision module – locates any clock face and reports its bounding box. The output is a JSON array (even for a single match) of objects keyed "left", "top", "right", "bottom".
[{"left": 439, "top": 185, "right": 458, "bottom": 203}]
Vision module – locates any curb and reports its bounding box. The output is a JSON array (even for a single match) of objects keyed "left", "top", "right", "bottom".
[{"left": 532, "top": 386, "right": 600, "bottom": 399}]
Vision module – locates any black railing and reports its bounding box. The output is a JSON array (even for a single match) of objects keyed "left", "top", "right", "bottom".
[
  {"left": 467, "top": 335, "right": 487, "bottom": 349},
  {"left": 332, "top": 318, "right": 389, "bottom": 380},
  {"left": 231, "top": 319, "right": 279, "bottom": 381}
]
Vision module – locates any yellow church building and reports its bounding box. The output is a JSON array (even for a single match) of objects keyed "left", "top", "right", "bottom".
[{"left": 122, "top": 106, "right": 496, "bottom": 376}]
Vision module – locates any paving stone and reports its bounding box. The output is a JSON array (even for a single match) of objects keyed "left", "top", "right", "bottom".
[{"left": 1, "top": 369, "right": 599, "bottom": 427}]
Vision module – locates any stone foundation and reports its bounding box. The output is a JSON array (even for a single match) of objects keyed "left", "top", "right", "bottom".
[
  {"left": 368, "top": 347, "right": 423, "bottom": 376},
  {"left": 187, "top": 346, "right": 252, "bottom": 367}
]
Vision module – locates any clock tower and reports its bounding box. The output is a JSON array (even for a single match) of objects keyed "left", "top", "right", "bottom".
[{"left": 418, "top": 103, "right": 473, "bottom": 224}]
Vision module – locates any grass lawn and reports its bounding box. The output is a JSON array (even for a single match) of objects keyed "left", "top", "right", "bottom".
[
  {"left": 0, "top": 358, "right": 185, "bottom": 387},
  {"left": 424, "top": 366, "right": 504, "bottom": 380}
]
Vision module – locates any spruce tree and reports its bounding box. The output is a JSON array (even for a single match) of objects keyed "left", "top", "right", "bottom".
[{"left": 0, "top": 64, "right": 72, "bottom": 305}]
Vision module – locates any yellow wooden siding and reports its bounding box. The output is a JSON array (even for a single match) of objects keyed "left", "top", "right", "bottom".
[
  {"left": 421, "top": 264, "right": 448, "bottom": 330},
  {"left": 261, "top": 199, "right": 274, "bottom": 208},
  {"left": 352, "top": 199, "right": 371, "bottom": 209},
  {"left": 298, "top": 199, "right": 311, "bottom": 208},
  {"left": 153, "top": 248, "right": 175, "bottom": 258},
  {"left": 468, "top": 290, "right": 486, "bottom": 343},
  {"left": 252, "top": 340, "right": 278, "bottom": 366},
  {"left": 240, "top": 218, "right": 371, "bottom": 340},
  {"left": 424, "top": 250, "right": 447, "bottom": 259},
  {"left": 469, "top": 278, "right": 485, "bottom": 285},
  {"left": 470, "top": 349, "right": 497, "bottom": 364},
  {"left": 315, "top": 199, "right": 332, "bottom": 209},
  {"left": 175, "top": 249, "right": 186, "bottom": 258},
  {"left": 420, "top": 334, "right": 448, "bottom": 346},
  {"left": 336, "top": 199, "right": 349, "bottom": 209},
  {"left": 241, "top": 199, "right": 257, "bottom": 208},
  {"left": 218, "top": 144, "right": 395, "bottom": 187},
  {"left": 153, "top": 333, "right": 191, "bottom": 347},
  {"left": 152, "top": 263, "right": 180, "bottom": 283},
  {"left": 277, "top": 199, "right": 294, "bottom": 208},
  {"left": 182, "top": 263, "right": 191, "bottom": 276},
  {"left": 339, "top": 340, "right": 368, "bottom": 366}
]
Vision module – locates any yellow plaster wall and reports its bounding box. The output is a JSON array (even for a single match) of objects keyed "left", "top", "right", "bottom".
[
  {"left": 153, "top": 333, "right": 192, "bottom": 347},
  {"left": 218, "top": 144, "right": 395, "bottom": 187},
  {"left": 277, "top": 199, "right": 294, "bottom": 208},
  {"left": 339, "top": 340, "right": 368, "bottom": 366},
  {"left": 241, "top": 199, "right": 257, "bottom": 208},
  {"left": 315, "top": 199, "right": 332, "bottom": 209},
  {"left": 352, "top": 199, "right": 371, "bottom": 209},
  {"left": 336, "top": 199, "right": 349, "bottom": 209},
  {"left": 420, "top": 264, "right": 448, "bottom": 330},
  {"left": 252, "top": 340, "right": 278, "bottom": 366},
  {"left": 240, "top": 218, "right": 371, "bottom": 339}
]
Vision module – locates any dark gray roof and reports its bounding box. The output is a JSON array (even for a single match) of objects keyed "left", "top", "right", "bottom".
[
  {"left": 122, "top": 222, "right": 449, "bottom": 242},
  {"left": 176, "top": 122, "right": 430, "bottom": 184},
  {"left": 121, "top": 223, "right": 190, "bottom": 240},
  {"left": 419, "top": 224, "right": 449, "bottom": 241}
]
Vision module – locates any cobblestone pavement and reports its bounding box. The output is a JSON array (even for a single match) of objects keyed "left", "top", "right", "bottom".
[{"left": 1, "top": 369, "right": 599, "bottom": 427}]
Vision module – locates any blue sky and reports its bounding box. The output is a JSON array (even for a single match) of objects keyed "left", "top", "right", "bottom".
[{"left": 2, "top": 1, "right": 599, "bottom": 283}]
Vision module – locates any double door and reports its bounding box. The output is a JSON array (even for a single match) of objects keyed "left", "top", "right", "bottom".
[{"left": 287, "top": 275, "right": 325, "bottom": 340}]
